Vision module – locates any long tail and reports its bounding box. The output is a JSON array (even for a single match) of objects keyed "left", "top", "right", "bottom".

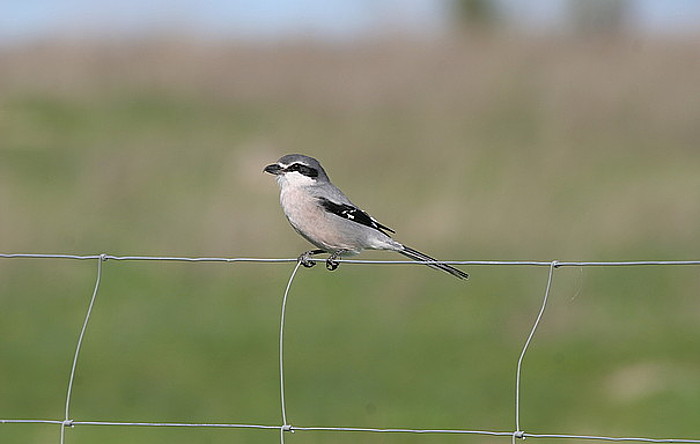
[{"left": 399, "top": 246, "right": 469, "bottom": 280}]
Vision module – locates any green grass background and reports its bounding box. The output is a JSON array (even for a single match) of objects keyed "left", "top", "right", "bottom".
[{"left": 1, "top": 34, "right": 700, "bottom": 443}]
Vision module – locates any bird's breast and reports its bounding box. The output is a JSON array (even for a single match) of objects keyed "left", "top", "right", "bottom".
[{"left": 279, "top": 187, "right": 356, "bottom": 252}]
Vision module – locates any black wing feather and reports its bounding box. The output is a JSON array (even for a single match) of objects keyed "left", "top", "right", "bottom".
[{"left": 318, "top": 197, "right": 395, "bottom": 235}]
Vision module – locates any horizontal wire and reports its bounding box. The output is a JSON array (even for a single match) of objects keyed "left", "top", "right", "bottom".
[
  {"left": 0, "top": 253, "right": 295, "bottom": 263},
  {"left": 2, "top": 253, "right": 700, "bottom": 267},
  {"left": 2, "top": 420, "right": 699, "bottom": 443},
  {"left": 75, "top": 421, "right": 281, "bottom": 430},
  {"left": 526, "top": 433, "right": 700, "bottom": 444},
  {"left": 292, "top": 425, "right": 514, "bottom": 435},
  {"left": 1, "top": 419, "right": 65, "bottom": 425}
]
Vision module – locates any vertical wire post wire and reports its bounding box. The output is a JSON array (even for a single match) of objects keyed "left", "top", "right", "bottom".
[
  {"left": 60, "top": 254, "right": 106, "bottom": 444},
  {"left": 514, "top": 260, "right": 558, "bottom": 443},
  {"left": 279, "top": 260, "right": 303, "bottom": 443}
]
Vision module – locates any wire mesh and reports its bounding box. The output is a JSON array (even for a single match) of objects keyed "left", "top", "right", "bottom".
[{"left": 1, "top": 253, "right": 699, "bottom": 444}]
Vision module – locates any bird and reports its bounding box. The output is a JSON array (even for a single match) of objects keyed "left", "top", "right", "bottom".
[{"left": 263, "top": 154, "right": 468, "bottom": 280}]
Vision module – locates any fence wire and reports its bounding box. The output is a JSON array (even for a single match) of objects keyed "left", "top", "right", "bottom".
[{"left": 1, "top": 253, "right": 700, "bottom": 444}]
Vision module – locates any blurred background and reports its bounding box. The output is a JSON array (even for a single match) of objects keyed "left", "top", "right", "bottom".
[{"left": 1, "top": 1, "right": 699, "bottom": 443}]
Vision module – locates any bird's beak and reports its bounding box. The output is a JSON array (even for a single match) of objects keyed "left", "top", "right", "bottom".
[{"left": 263, "top": 163, "right": 282, "bottom": 175}]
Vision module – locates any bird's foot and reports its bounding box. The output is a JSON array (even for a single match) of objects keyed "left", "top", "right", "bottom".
[
  {"left": 298, "top": 250, "right": 324, "bottom": 268},
  {"left": 326, "top": 258, "right": 339, "bottom": 271},
  {"left": 325, "top": 250, "right": 349, "bottom": 272}
]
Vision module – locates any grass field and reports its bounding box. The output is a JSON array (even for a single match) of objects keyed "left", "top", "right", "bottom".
[{"left": 1, "top": 32, "right": 700, "bottom": 443}]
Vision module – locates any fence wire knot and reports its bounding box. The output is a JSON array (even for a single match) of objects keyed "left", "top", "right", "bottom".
[
  {"left": 62, "top": 419, "right": 74, "bottom": 428},
  {"left": 282, "top": 424, "right": 294, "bottom": 433},
  {"left": 514, "top": 430, "right": 525, "bottom": 439}
]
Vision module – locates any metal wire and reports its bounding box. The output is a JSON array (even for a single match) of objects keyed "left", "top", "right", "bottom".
[
  {"left": 2, "top": 253, "right": 700, "bottom": 267},
  {"left": 514, "top": 260, "right": 557, "bottom": 438},
  {"left": 1, "top": 252, "right": 699, "bottom": 444},
  {"left": 60, "top": 254, "right": 105, "bottom": 444},
  {"left": 3, "top": 419, "right": 700, "bottom": 443},
  {"left": 278, "top": 260, "right": 303, "bottom": 443}
]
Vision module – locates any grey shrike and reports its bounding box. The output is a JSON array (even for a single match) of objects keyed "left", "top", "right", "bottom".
[{"left": 264, "top": 154, "right": 469, "bottom": 280}]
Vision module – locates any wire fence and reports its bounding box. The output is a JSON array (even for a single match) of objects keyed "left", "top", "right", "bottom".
[{"left": 1, "top": 252, "right": 700, "bottom": 444}]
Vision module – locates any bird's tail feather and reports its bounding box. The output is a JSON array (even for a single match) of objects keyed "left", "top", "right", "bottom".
[{"left": 399, "top": 246, "right": 469, "bottom": 280}]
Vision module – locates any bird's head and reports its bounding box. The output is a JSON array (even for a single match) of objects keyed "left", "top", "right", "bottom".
[{"left": 264, "top": 154, "right": 329, "bottom": 187}]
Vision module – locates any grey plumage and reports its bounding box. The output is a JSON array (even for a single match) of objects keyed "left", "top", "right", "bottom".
[{"left": 264, "top": 154, "right": 468, "bottom": 280}]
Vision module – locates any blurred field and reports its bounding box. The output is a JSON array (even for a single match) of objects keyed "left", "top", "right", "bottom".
[{"left": 1, "top": 33, "right": 700, "bottom": 444}]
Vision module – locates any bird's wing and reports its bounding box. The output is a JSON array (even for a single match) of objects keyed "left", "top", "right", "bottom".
[{"left": 317, "top": 197, "right": 395, "bottom": 235}]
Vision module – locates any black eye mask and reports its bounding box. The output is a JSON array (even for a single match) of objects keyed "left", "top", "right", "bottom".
[{"left": 285, "top": 163, "right": 319, "bottom": 178}]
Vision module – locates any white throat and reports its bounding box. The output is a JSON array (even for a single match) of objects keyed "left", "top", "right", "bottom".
[{"left": 277, "top": 171, "right": 317, "bottom": 188}]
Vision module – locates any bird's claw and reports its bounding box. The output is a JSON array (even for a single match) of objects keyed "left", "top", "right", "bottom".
[
  {"left": 298, "top": 250, "right": 345, "bottom": 271},
  {"left": 325, "top": 257, "right": 339, "bottom": 271},
  {"left": 298, "top": 252, "right": 317, "bottom": 268},
  {"left": 325, "top": 250, "right": 348, "bottom": 272}
]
